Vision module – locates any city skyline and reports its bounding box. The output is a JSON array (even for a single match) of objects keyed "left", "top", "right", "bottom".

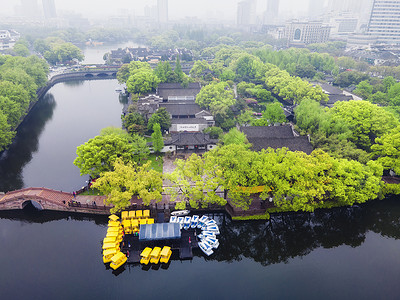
[{"left": 1, "top": 0, "right": 310, "bottom": 20}]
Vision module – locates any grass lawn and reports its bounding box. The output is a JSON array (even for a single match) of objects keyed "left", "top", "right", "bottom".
[{"left": 143, "top": 153, "right": 163, "bottom": 173}]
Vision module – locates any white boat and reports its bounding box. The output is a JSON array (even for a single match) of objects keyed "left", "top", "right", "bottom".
[
  {"left": 171, "top": 210, "right": 190, "bottom": 217},
  {"left": 190, "top": 215, "right": 199, "bottom": 228},
  {"left": 202, "top": 231, "right": 217, "bottom": 238},
  {"left": 198, "top": 241, "right": 214, "bottom": 256},
  {"left": 205, "top": 219, "right": 216, "bottom": 226},
  {"left": 198, "top": 215, "right": 209, "bottom": 228},
  {"left": 177, "top": 217, "right": 184, "bottom": 229},
  {"left": 204, "top": 236, "right": 219, "bottom": 249},
  {"left": 169, "top": 216, "right": 177, "bottom": 223},
  {"left": 183, "top": 216, "right": 191, "bottom": 230},
  {"left": 205, "top": 225, "right": 220, "bottom": 235}
]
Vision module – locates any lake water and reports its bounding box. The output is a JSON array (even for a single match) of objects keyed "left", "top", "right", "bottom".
[
  {"left": 1, "top": 199, "right": 400, "bottom": 299},
  {"left": 0, "top": 44, "right": 400, "bottom": 300}
]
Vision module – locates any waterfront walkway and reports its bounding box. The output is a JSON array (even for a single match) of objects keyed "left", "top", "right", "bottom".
[{"left": 0, "top": 187, "right": 109, "bottom": 214}]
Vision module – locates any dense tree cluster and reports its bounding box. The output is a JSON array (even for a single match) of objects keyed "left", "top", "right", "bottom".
[
  {"left": 34, "top": 37, "right": 84, "bottom": 65},
  {"left": 0, "top": 55, "right": 48, "bottom": 151},
  {"left": 167, "top": 145, "right": 383, "bottom": 212}
]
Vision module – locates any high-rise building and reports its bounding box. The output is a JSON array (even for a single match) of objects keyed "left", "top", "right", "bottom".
[
  {"left": 367, "top": 0, "right": 400, "bottom": 44},
  {"left": 157, "top": 0, "right": 168, "bottom": 24},
  {"left": 264, "top": 0, "right": 279, "bottom": 25},
  {"left": 237, "top": 0, "right": 256, "bottom": 26},
  {"left": 42, "top": 0, "right": 57, "bottom": 19},
  {"left": 285, "top": 21, "right": 331, "bottom": 45}
]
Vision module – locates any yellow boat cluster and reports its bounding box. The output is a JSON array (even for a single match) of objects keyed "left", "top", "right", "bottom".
[
  {"left": 121, "top": 210, "right": 154, "bottom": 234},
  {"left": 103, "top": 215, "right": 127, "bottom": 270},
  {"left": 140, "top": 246, "right": 172, "bottom": 265}
]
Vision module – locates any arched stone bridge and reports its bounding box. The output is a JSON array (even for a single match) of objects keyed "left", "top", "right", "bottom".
[
  {"left": 37, "top": 65, "right": 122, "bottom": 99},
  {"left": 0, "top": 188, "right": 109, "bottom": 214}
]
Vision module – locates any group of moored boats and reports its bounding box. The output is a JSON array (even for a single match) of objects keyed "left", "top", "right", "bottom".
[
  {"left": 170, "top": 213, "right": 220, "bottom": 256},
  {"left": 140, "top": 246, "right": 172, "bottom": 265},
  {"left": 102, "top": 215, "right": 128, "bottom": 270}
]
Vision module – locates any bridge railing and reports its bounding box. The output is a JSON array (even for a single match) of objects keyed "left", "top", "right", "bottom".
[{"left": 68, "top": 201, "right": 111, "bottom": 211}]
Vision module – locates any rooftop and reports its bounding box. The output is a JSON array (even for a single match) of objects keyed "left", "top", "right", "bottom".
[{"left": 165, "top": 132, "right": 218, "bottom": 146}]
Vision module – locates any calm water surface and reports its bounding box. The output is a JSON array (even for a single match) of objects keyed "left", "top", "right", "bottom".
[
  {"left": 1, "top": 199, "right": 400, "bottom": 300},
  {"left": 0, "top": 79, "right": 124, "bottom": 192}
]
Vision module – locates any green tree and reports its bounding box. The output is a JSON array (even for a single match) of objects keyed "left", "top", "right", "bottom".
[
  {"left": 174, "top": 55, "right": 184, "bottom": 83},
  {"left": 147, "top": 107, "right": 171, "bottom": 133},
  {"left": 203, "top": 126, "right": 223, "bottom": 139},
  {"left": 222, "top": 128, "right": 249, "bottom": 146},
  {"left": 261, "top": 102, "right": 287, "bottom": 125},
  {"left": 372, "top": 125, "right": 400, "bottom": 174},
  {"left": 330, "top": 100, "right": 399, "bottom": 150},
  {"left": 44, "top": 42, "right": 84, "bottom": 65},
  {"left": 122, "top": 111, "right": 146, "bottom": 135},
  {"left": 91, "top": 158, "right": 163, "bottom": 213},
  {"left": 74, "top": 133, "right": 136, "bottom": 177},
  {"left": 0, "top": 109, "right": 16, "bottom": 152},
  {"left": 354, "top": 80, "right": 373, "bottom": 99},
  {"left": 0, "top": 96, "right": 23, "bottom": 128},
  {"left": 116, "top": 64, "right": 131, "bottom": 84},
  {"left": 196, "top": 81, "right": 236, "bottom": 117},
  {"left": 126, "top": 69, "right": 160, "bottom": 95},
  {"left": 151, "top": 123, "right": 164, "bottom": 153},
  {"left": 13, "top": 43, "right": 30, "bottom": 57}
]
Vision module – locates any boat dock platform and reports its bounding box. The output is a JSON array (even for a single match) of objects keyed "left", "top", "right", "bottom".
[{"left": 122, "top": 228, "right": 199, "bottom": 263}]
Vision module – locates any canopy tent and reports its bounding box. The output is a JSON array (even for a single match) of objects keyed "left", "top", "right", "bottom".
[{"left": 139, "top": 223, "right": 181, "bottom": 241}]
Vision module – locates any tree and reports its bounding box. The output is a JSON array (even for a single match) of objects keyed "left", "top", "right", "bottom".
[
  {"left": 147, "top": 107, "right": 171, "bottom": 133},
  {"left": 116, "top": 64, "right": 130, "bottom": 84},
  {"left": 203, "top": 126, "right": 223, "bottom": 139},
  {"left": 131, "top": 134, "right": 150, "bottom": 162},
  {"left": 330, "top": 100, "right": 399, "bottom": 151},
  {"left": 122, "top": 111, "right": 146, "bottom": 135},
  {"left": 196, "top": 81, "right": 236, "bottom": 117},
  {"left": 261, "top": 102, "right": 287, "bottom": 125},
  {"left": 0, "top": 96, "right": 23, "bottom": 128},
  {"left": 354, "top": 80, "right": 373, "bottom": 99},
  {"left": 372, "top": 125, "right": 400, "bottom": 174},
  {"left": 44, "top": 42, "right": 84, "bottom": 65},
  {"left": 222, "top": 128, "right": 249, "bottom": 146},
  {"left": 0, "top": 81, "right": 30, "bottom": 111},
  {"left": 151, "top": 123, "right": 164, "bottom": 153},
  {"left": 0, "top": 109, "right": 15, "bottom": 152},
  {"left": 154, "top": 61, "right": 174, "bottom": 83},
  {"left": 126, "top": 69, "right": 160, "bottom": 95},
  {"left": 13, "top": 43, "right": 30, "bottom": 57},
  {"left": 73, "top": 133, "right": 136, "bottom": 177},
  {"left": 174, "top": 55, "right": 184, "bottom": 83},
  {"left": 91, "top": 158, "right": 163, "bottom": 213}
]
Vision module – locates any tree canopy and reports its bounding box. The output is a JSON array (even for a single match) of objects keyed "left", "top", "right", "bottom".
[{"left": 91, "top": 158, "right": 163, "bottom": 213}]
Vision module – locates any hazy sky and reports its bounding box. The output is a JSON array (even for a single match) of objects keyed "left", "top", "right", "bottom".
[{"left": 1, "top": 0, "right": 309, "bottom": 20}]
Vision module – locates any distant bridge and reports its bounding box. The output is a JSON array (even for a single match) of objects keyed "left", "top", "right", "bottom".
[
  {"left": 0, "top": 188, "right": 109, "bottom": 214},
  {"left": 37, "top": 65, "right": 122, "bottom": 99}
]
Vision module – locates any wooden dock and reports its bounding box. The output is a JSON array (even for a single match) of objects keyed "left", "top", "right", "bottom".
[{"left": 121, "top": 228, "right": 199, "bottom": 263}]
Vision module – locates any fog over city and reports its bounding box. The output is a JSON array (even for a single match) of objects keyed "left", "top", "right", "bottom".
[{"left": 1, "top": 0, "right": 310, "bottom": 20}]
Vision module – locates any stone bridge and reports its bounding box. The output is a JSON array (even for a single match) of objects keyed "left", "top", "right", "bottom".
[
  {"left": 37, "top": 65, "right": 122, "bottom": 99},
  {"left": 0, "top": 188, "right": 110, "bottom": 214}
]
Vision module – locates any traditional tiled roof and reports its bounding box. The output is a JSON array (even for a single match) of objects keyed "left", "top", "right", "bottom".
[
  {"left": 241, "top": 125, "right": 313, "bottom": 154},
  {"left": 159, "top": 103, "right": 202, "bottom": 116},
  {"left": 248, "top": 136, "right": 313, "bottom": 154},
  {"left": 240, "top": 125, "right": 295, "bottom": 139},
  {"left": 157, "top": 83, "right": 201, "bottom": 100},
  {"left": 164, "top": 132, "right": 217, "bottom": 146}
]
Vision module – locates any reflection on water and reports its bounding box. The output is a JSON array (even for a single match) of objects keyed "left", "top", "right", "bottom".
[
  {"left": 0, "top": 94, "right": 56, "bottom": 192},
  {"left": 1, "top": 198, "right": 399, "bottom": 267},
  {"left": 0, "top": 79, "right": 123, "bottom": 193},
  {"left": 1, "top": 198, "right": 400, "bottom": 298}
]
